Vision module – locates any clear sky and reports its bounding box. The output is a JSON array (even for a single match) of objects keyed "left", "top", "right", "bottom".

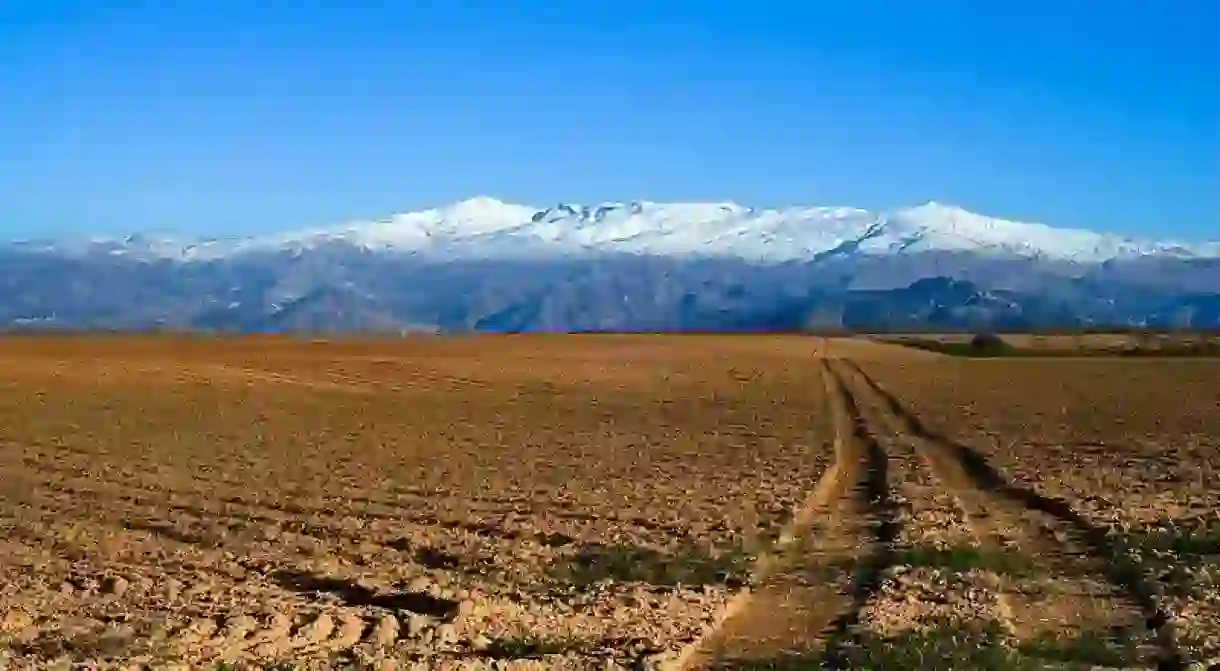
[{"left": 2, "top": 0, "right": 1216, "bottom": 239}]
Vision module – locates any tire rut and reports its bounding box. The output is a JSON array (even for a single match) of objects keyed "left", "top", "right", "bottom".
[
  {"left": 683, "top": 360, "right": 900, "bottom": 669},
  {"left": 818, "top": 360, "right": 903, "bottom": 670},
  {"left": 836, "top": 358, "right": 1188, "bottom": 670}
]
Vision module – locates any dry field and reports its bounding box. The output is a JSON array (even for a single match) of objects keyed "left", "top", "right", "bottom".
[
  {"left": 0, "top": 335, "right": 835, "bottom": 670},
  {"left": 0, "top": 335, "right": 1217, "bottom": 670},
  {"left": 855, "top": 356, "right": 1220, "bottom": 668},
  {"left": 877, "top": 332, "right": 1220, "bottom": 355}
]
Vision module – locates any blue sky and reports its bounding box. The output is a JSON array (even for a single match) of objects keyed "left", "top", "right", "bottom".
[{"left": 2, "top": 1, "right": 1216, "bottom": 239}]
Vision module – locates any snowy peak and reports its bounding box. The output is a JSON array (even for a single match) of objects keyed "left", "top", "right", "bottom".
[
  {"left": 529, "top": 201, "right": 747, "bottom": 225},
  {"left": 880, "top": 202, "right": 1186, "bottom": 260},
  {"left": 16, "top": 198, "right": 1218, "bottom": 264},
  {"left": 432, "top": 196, "right": 537, "bottom": 225}
]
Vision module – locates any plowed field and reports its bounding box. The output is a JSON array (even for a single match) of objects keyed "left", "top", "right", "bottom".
[
  {"left": 0, "top": 336, "right": 835, "bottom": 670},
  {"left": 1, "top": 336, "right": 1217, "bottom": 670}
]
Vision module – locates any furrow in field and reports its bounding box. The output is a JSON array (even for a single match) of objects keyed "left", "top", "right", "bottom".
[
  {"left": 682, "top": 360, "right": 897, "bottom": 669},
  {"left": 838, "top": 358, "right": 1186, "bottom": 670},
  {"left": 805, "top": 360, "right": 1015, "bottom": 669}
]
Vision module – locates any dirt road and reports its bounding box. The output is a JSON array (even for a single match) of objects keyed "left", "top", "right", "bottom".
[{"left": 686, "top": 353, "right": 1191, "bottom": 669}]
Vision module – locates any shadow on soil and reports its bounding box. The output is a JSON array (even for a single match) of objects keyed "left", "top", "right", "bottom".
[
  {"left": 819, "top": 361, "right": 903, "bottom": 668},
  {"left": 839, "top": 359, "right": 1189, "bottom": 669},
  {"left": 270, "top": 569, "right": 459, "bottom": 620}
]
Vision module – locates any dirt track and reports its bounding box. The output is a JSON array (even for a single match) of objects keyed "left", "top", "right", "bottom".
[
  {"left": 681, "top": 359, "right": 883, "bottom": 669},
  {"left": 1, "top": 336, "right": 1218, "bottom": 669},
  {"left": 688, "top": 350, "right": 1208, "bottom": 670}
]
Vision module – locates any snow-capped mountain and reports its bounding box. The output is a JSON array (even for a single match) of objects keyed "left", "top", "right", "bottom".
[
  {"left": 263, "top": 197, "right": 1217, "bottom": 262},
  {"left": 26, "top": 197, "right": 1218, "bottom": 264},
  {"left": 4, "top": 197, "right": 1219, "bottom": 333}
]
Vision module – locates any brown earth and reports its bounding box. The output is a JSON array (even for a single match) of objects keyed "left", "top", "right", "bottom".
[
  {"left": 0, "top": 335, "right": 837, "bottom": 670},
  {"left": 1, "top": 335, "right": 1218, "bottom": 670},
  {"left": 855, "top": 356, "right": 1220, "bottom": 667}
]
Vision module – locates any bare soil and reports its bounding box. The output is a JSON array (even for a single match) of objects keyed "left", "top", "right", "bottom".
[
  {"left": 1, "top": 335, "right": 1217, "bottom": 669},
  {"left": 0, "top": 336, "right": 833, "bottom": 670}
]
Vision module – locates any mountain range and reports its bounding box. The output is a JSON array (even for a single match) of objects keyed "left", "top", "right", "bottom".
[{"left": 5, "top": 198, "right": 1219, "bottom": 332}]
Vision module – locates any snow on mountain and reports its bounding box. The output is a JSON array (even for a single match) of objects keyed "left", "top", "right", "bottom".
[
  {"left": 276, "top": 196, "right": 539, "bottom": 252},
  {"left": 17, "top": 197, "right": 1217, "bottom": 264},
  {"left": 873, "top": 202, "right": 1204, "bottom": 261},
  {"left": 261, "top": 197, "right": 1211, "bottom": 263}
]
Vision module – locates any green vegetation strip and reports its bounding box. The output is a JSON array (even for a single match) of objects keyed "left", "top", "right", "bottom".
[
  {"left": 887, "top": 334, "right": 1220, "bottom": 358},
  {"left": 892, "top": 545, "right": 1036, "bottom": 577},
  {"left": 721, "top": 621, "right": 1151, "bottom": 670},
  {"left": 551, "top": 541, "right": 755, "bottom": 590}
]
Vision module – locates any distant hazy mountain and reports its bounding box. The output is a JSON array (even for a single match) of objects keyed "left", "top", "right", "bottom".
[{"left": 5, "top": 198, "right": 1219, "bottom": 332}]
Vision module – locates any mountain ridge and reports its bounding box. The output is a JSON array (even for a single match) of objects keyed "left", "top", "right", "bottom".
[
  {"left": 16, "top": 197, "right": 1218, "bottom": 265},
  {"left": 5, "top": 198, "right": 1219, "bottom": 333}
]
